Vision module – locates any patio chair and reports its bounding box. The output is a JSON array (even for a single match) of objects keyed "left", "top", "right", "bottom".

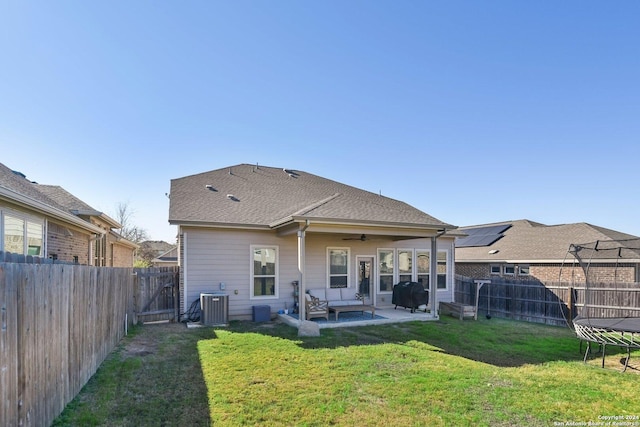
[{"left": 305, "top": 294, "right": 329, "bottom": 321}]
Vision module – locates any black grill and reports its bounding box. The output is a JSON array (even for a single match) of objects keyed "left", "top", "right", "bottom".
[{"left": 392, "top": 281, "right": 428, "bottom": 313}]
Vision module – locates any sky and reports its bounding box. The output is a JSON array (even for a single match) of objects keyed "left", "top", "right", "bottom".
[{"left": 1, "top": 1, "right": 639, "bottom": 243}]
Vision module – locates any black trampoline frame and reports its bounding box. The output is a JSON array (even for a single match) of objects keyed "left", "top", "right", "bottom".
[{"left": 563, "top": 238, "right": 640, "bottom": 372}]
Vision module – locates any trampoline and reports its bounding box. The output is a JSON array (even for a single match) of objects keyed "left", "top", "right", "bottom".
[{"left": 562, "top": 238, "right": 640, "bottom": 372}]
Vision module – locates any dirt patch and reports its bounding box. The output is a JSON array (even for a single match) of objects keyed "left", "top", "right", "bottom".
[
  {"left": 123, "top": 341, "right": 155, "bottom": 358},
  {"left": 121, "top": 322, "right": 187, "bottom": 359}
]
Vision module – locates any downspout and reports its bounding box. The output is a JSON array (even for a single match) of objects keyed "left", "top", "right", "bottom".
[
  {"left": 182, "top": 230, "right": 188, "bottom": 317},
  {"left": 430, "top": 229, "right": 446, "bottom": 319},
  {"left": 297, "top": 220, "right": 310, "bottom": 325}
]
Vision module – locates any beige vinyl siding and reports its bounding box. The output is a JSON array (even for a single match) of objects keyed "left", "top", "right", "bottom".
[
  {"left": 182, "top": 228, "right": 301, "bottom": 320},
  {"left": 181, "top": 227, "right": 457, "bottom": 320}
]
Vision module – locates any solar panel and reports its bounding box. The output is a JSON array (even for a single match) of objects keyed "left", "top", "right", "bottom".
[{"left": 456, "top": 224, "right": 511, "bottom": 248}]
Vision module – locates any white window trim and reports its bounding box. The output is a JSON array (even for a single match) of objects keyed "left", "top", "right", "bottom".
[
  {"left": 250, "top": 245, "right": 279, "bottom": 300},
  {"left": 398, "top": 248, "right": 415, "bottom": 282},
  {"left": 414, "top": 249, "right": 450, "bottom": 291},
  {"left": 503, "top": 264, "right": 516, "bottom": 276},
  {"left": 378, "top": 248, "right": 395, "bottom": 294},
  {"left": 518, "top": 265, "right": 530, "bottom": 276},
  {"left": 436, "top": 250, "right": 449, "bottom": 290},
  {"left": 416, "top": 249, "right": 430, "bottom": 289},
  {"left": 327, "top": 247, "right": 350, "bottom": 288},
  {"left": 1, "top": 208, "right": 46, "bottom": 256},
  {"left": 490, "top": 264, "right": 501, "bottom": 275}
]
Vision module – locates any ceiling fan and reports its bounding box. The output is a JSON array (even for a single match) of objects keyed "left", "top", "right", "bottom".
[{"left": 343, "top": 234, "right": 369, "bottom": 241}]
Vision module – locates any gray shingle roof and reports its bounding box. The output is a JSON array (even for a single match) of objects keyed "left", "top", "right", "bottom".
[
  {"left": 0, "top": 163, "right": 68, "bottom": 212},
  {"left": 0, "top": 162, "right": 119, "bottom": 232},
  {"left": 169, "top": 164, "right": 453, "bottom": 231},
  {"left": 35, "top": 185, "right": 97, "bottom": 213},
  {"left": 455, "top": 219, "right": 640, "bottom": 262}
]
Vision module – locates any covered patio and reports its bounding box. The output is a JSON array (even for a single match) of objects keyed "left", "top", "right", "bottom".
[{"left": 278, "top": 306, "right": 438, "bottom": 329}]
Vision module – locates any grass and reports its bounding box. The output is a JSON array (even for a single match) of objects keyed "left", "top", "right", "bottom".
[{"left": 53, "top": 317, "right": 640, "bottom": 426}]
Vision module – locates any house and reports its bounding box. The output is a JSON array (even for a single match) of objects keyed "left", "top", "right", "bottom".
[
  {"left": 455, "top": 219, "right": 640, "bottom": 284},
  {"left": 151, "top": 246, "right": 178, "bottom": 267},
  {"left": 0, "top": 162, "right": 138, "bottom": 266},
  {"left": 138, "top": 240, "right": 177, "bottom": 266},
  {"left": 169, "top": 164, "right": 459, "bottom": 321}
]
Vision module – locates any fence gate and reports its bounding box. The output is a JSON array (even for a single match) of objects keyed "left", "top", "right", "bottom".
[{"left": 134, "top": 267, "right": 179, "bottom": 323}]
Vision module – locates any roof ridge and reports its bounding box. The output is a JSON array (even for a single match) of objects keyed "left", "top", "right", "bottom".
[
  {"left": 268, "top": 193, "right": 342, "bottom": 227},
  {"left": 293, "top": 193, "right": 342, "bottom": 216}
]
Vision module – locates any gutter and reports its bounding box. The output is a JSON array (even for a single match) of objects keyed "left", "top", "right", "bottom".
[
  {"left": 72, "top": 209, "right": 122, "bottom": 229},
  {"left": 0, "top": 185, "right": 105, "bottom": 235},
  {"left": 274, "top": 216, "right": 457, "bottom": 232}
]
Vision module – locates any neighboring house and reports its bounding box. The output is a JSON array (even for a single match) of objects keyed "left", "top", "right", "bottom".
[
  {"left": 169, "top": 164, "right": 459, "bottom": 321},
  {"left": 152, "top": 246, "right": 178, "bottom": 267},
  {"left": 0, "top": 162, "right": 138, "bottom": 266},
  {"left": 455, "top": 219, "right": 640, "bottom": 284},
  {"left": 138, "top": 240, "right": 176, "bottom": 265}
]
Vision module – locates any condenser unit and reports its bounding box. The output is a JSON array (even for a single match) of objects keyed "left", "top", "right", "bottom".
[{"left": 200, "top": 293, "right": 229, "bottom": 326}]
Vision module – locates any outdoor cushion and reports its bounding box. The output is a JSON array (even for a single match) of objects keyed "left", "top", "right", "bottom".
[
  {"left": 340, "top": 288, "right": 357, "bottom": 300},
  {"left": 308, "top": 287, "right": 363, "bottom": 308},
  {"left": 308, "top": 289, "right": 326, "bottom": 300},
  {"left": 307, "top": 288, "right": 364, "bottom": 307},
  {"left": 325, "top": 288, "right": 341, "bottom": 301}
]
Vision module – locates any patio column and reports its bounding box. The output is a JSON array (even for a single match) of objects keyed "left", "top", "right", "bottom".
[
  {"left": 297, "top": 224, "right": 308, "bottom": 324},
  {"left": 430, "top": 236, "right": 438, "bottom": 319}
]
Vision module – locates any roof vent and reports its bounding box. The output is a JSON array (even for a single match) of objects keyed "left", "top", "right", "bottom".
[
  {"left": 227, "top": 194, "right": 239, "bottom": 202},
  {"left": 283, "top": 168, "right": 299, "bottom": 178},
  {"left": 488, "top": 249, "right": 499, "bottom": 254},
  {"left": 205, "top": 185, "right": 217, "bottom": 192}
]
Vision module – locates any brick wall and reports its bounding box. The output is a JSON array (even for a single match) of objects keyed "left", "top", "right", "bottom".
[
  {"left": 47, "top": 222, "right": 90, "bottom": 264},
  {"left": 456, "top": 263, "right": 491, "bottom": 279},
  {"left": 110, "top": 241, "right": 134, "bottom": 267},
  {"left": 456, "top": 262, "right": 637, "bottom": 284}
]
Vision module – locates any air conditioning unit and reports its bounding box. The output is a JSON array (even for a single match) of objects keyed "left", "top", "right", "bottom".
[{"left": 200, "top": 293, "right": 229, "bottom": 326}]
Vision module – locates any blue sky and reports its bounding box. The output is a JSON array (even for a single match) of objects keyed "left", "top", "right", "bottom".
[{"left": 1, "top": 1, "right": 639, "bottom": 243}]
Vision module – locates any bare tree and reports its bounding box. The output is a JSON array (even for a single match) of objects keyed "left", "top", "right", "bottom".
[{"left": 113, "top": 201, "right": 149, "bottom": 244}]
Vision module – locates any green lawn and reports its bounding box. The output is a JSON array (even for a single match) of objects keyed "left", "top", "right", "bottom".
[{"left": 53, "top": 318, "right": 639, "bottom": 426}]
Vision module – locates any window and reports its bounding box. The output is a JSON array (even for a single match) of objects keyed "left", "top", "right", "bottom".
[
  {"left": 378, "top": 249, "right": 394, "bottom": 292},
  {"left": 251, "top": 246, "right": 278, "bottom": 298},
  {"left": 415, "top": 250, "right": 449, "bottom": 290},
  {"left": 4, "top": 215, "right": 24, "bottom": 254},
  {"left": 398, "top": 250, "right": 413, "bottom": 283},
  {"left": 417, "top": 251, "right": 429, "bottom": 289},
  {"left": 27, "top": 222, "right": 43, "bottom": 255},
  {"left": 518, "top": 265, "right": 530, "bottom": 276},
  {"left": 504, "top": 265, "right": 515, "bottom": 275},
  {"left": 490, "top": 265, "right": 501, "bottom": 275},
  {"left": 2, "top": 212, "right": 44, "bottom": 256},
  {"left": 94, "top": 235, "right": 106, "bottom": 266},
  {"left": 437, "top": 251, "right": 447, "bottom": 290},
  {"left": 328, "top": 248, "right": 349, "bottom": 288}
]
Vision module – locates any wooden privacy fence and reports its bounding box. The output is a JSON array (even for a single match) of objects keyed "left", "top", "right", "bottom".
[
  {"left": 573, "top": 282, "right": 640, "bottom": 319},
  {"left": 455, "top": 275, "right": 640, "bottom": 326},
  {"left": 455, "top": 275, "right": 571, "bottom": 326},
  {"left": 133, "top": 267, "right": 179, "bottom": 324},
  {"left": 0, "top": 262, "right": 136, "bottom": 427}
]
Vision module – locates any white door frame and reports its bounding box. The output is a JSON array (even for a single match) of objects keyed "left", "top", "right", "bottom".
[{"left": 355, "top": 255, "right": 376, "bottom": 306}]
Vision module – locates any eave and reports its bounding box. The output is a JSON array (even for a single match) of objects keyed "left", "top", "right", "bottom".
[
  {"left": 0, "top": 185, "right": 105, "bottom": 235},
  {"left": 169, "top": 219, "right": 271, "bottom": 231},
  {"left": 72, "top": 209, "right": 122, "bottom": 229}
]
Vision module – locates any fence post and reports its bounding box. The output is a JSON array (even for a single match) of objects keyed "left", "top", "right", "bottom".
[{"left": 567, "top": 285, "right": 573, "bottom": 322}]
